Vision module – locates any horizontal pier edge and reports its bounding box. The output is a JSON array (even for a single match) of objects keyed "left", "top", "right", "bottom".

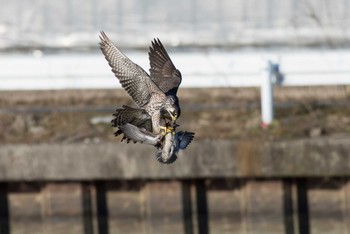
[{"left": 0, "top": 137, "right": 349, "bottom": 180}]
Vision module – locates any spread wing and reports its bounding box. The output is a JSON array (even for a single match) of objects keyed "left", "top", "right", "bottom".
[
  {"left": 149, "top": 38, "right": 182, "bottom": 96},
  {"left": 99, "top": 31, "right": 162, "bottom": 107},
  {"left": 177, "top": 131, "right": 195, "bottom": 150}
]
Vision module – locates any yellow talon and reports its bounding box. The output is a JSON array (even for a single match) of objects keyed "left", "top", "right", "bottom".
[
  {"left": 160, "top": 126, "right": 175, "bottom": 135},
  {"left": 166, "top": 127, "right": 174, "bottom": 134},
  {"left": 160, "top": 126, "right": 167, "bottom": 135}
]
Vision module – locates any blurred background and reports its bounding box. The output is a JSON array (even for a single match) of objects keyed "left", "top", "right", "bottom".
[{"left": 1, "top": 0, "right": 350, "bottom": 234}]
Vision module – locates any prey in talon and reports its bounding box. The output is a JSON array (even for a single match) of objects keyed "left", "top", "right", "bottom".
[
  {"left": 156, "top": 129, "right": 194, "bottom": 164},
  {"left": 119, "top": 123, "right": 194, "bottom": 164}
]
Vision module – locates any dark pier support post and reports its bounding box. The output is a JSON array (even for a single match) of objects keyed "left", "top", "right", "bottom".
[
  {"left": 96, "top": 181, "right": 109, "bottom": 234},
  {"left": 195, "top": 180, "right": 208, "bottom": 234},
  {"left": 82, "top": 182, "right": 94, "bottom": 234},
  {"left": 182, "top": 180, "right": 194, "bottom": 234},
  {"left": 0, "top": 183, "right": 9, "bottom": 234},
  {"left": 297, "top": 179, "right": 310, "bottom": 234},
  {"left": 283, "top": 179, "right": 295, "bottom": 234}
]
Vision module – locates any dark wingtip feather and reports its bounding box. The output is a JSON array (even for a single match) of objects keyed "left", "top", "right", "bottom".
[
  {"left": 114, "top": 129, "right": 123, "bottom": 136},
  {"left": 156, "top": 38, "right": 162, "bottom": 46},
  {"left": 150, "top": 38, "right": 165, "bottom": 52}
]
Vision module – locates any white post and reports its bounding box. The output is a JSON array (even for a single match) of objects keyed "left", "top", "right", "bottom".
[{"left": 260, "top": 61, "right": 274, "bottom": 127}]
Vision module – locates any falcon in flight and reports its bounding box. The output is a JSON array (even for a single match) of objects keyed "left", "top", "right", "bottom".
[{"left": 99, "top": 32, "right": 182, "bottom": 134}]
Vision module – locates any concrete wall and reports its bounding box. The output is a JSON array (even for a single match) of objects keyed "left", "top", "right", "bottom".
[{"left": 1, "top": 138, "right": 350, "bottom": 180}]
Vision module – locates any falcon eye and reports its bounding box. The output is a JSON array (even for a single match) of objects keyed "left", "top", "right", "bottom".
[{"left": 171, "top": 111, "right": 178, "bottom": 119}]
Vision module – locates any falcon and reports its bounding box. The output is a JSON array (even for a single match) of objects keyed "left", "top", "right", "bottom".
[
  {"left": 99, "top": 32, "right": 182, "bottom": 134},
  {"left": 119, "top": 123, "right": 194, "bottom": 164}
]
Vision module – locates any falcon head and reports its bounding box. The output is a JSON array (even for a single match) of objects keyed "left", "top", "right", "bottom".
[{"left": 163, "top": 96, "right": 180, "bottom": 122}]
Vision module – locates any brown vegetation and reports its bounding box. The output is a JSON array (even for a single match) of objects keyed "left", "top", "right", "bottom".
[{"left": 1, "top": 86, "right": 350, "bottom": 143}]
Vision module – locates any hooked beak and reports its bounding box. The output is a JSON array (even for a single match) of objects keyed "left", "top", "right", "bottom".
[{"left": 168, "top": 111, "right": 177, "bottom": 121}]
